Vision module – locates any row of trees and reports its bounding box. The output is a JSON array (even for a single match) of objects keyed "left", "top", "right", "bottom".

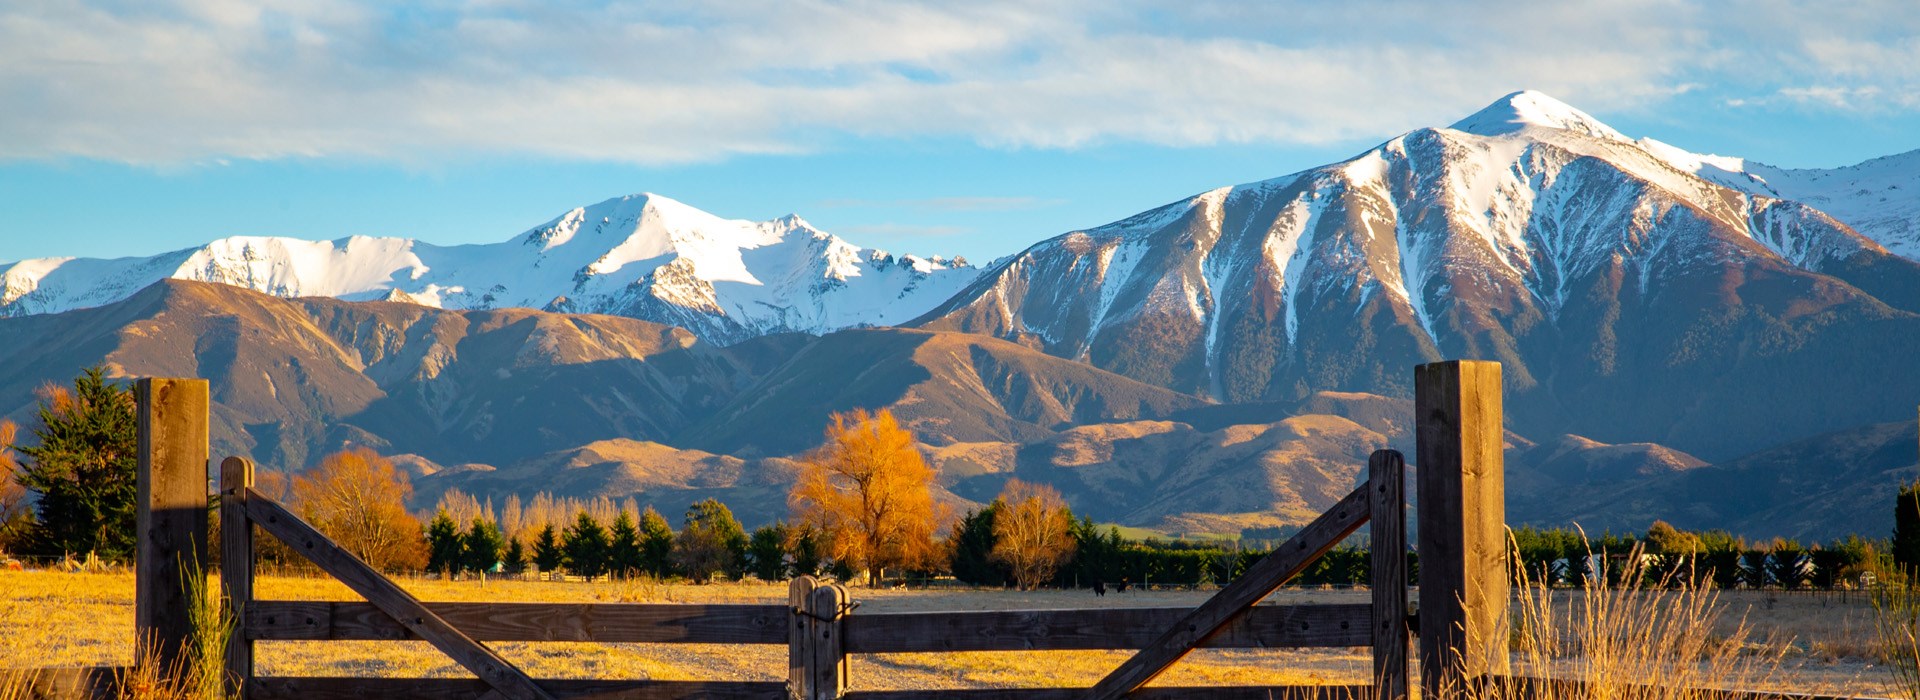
[
  {"left": 423, "top": 499, "right": 761, "bottom": 583},
  {"left": 1510, "top": 523, "right": 1885, "bottom": 590},
  {"left": 0, "top": 368, "right": 1913, "bottom": 596},
  {"left": 953, "top": 493, "right": 1373, "bottom": 590}
]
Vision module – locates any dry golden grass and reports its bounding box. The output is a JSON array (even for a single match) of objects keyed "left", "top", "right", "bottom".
[
  {"left": 0, "top": 569, "right": 1366, "bottom": 691},
  {"left": 0, "top": 568, "right": 1898, "bottom": 696},
  {"left": 1459, "top": 548, "right": 1894, "bottom": 700}
]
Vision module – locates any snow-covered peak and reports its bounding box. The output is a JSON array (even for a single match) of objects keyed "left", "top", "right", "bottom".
[
  {"left": 0, "top": 193, "right": 982, "bottom": 344},
  {"left": 1449, "top": 90, "right": 1629, "bottom": 143}
]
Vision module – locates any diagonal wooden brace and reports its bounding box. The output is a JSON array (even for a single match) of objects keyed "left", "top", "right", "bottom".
[
  {"left": 1085, "top": 481, "right": 1373, "bottom": 700},
  {"left": 243, "top": 488, "right": 555, "bottom": 700}
]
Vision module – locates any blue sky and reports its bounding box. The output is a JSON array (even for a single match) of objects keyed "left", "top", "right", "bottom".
[{"left": 3, "top": 0, "right": 1918, "bottom": 264}]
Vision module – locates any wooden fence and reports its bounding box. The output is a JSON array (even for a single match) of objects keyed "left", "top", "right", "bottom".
[
  {"left": 214, "top": 434, "right": 1406, "bottom": 699},
  {"left": 16, "top": 361, "right": 1879, "bottom": 699}
]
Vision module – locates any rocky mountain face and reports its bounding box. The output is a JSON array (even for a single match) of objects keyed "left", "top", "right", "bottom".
[
  {"left": 913, "top": 91, "right": 1920, "bottom": 460},
  {"left": 0, "top": 280, "right": 1202, "bottom": 487},
  {"left": 0, "top": 193, "right": 979, "bottom": 345}
]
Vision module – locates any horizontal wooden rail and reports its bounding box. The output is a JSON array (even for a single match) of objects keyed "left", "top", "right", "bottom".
[
  {"left": 845, "top": 685, "right": 1373, "bottom": 700},
  {"left": 250, "top": 677, "right": 786, "bottom": 699},
  {"left": 843, "top": 603, "right": 1371, "bottom": 653},
  {"left": 246, "top": 600, "right": 787, "bottom": 644},
  {"left": 246, "top": 600, "right": 1367, "bottom": 651}
]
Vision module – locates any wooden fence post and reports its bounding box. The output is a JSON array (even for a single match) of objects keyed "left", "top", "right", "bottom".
[
  {"left": 1415, "top": 361, "right": 1509, "bottom": 696},
  {"left": 221, "top": 456, "right": 255, "bottom": 699},
  {"left": 1369, "top": 449, "right": 1409, "bottom": 700},
  {"left": 802, "top": 584, "right": 850, "bottom": 700},
  {"left": 788, "top": 576, "right": 819, "bottom": 700},
  {"left": 135, "top": 378, "right": 210, "bottom": 676}
]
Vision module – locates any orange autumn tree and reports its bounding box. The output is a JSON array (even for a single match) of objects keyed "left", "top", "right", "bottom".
[
  {"left": 789, "top": 409, "right": 943, "bottom": 585},
  {"left": 291, "top": 447, "right": 426, "bottom": 571},
  {"left": 990, "top": 479, "right": 1077, "bottom": 590},
  {"left": 0, "top": 420, "right": 31, "bottom": 551}
]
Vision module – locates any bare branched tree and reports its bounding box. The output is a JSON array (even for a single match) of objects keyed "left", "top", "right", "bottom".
[
  {"left": 991, "top": 479, "right": 1076, "bottom": 590},
  {"left": 0, "top": 420, "right": 32, "bottom": 552},
  {"left": 292, "top": 448, "right": 426, "bottom": 571}
]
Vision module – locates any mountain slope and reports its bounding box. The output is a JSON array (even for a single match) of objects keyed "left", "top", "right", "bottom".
[
  {"left": 679, "top": 328, "right": 1209, "bottom": 457},
  {"left": 914, "top": 91, "right": 1920, "bottom": 459},
  {"left": 0, "top": 193, "right": 979, "bottom": 344},
  {"left": 1520, "top": 419, "right": 1918, "bottom": 541},
  {"left": 0, "top": 279, "right": 763, "bottom": 469}
]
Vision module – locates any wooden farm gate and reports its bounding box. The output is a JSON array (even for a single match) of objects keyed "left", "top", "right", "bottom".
[{"left": 112, "top": 360, "right": 1644, "bottom": 699}]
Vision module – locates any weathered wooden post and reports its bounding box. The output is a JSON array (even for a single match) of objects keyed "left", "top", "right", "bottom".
[
  {"left": 1368, "top": 449, "right": 1409, "bottom": 700},
  {"left": 221, "top": 456, "right": 255, "bottom": 698},
  {"left": 1414, "top": 360, "right": 1509, "bottom": 696},
  {"left": 802, "top": 584, "right": 850, "bottom": 700},
  {"left": 788, "top": 576, "right": 818, "bottom": 700},
  {"left": 135, "top": 378, "right": 211, "bottom": 675}
]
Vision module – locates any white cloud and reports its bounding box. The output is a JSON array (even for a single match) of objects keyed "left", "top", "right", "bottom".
[{"left": 0, "top": 0, "right": 1911, "bottom": 165}]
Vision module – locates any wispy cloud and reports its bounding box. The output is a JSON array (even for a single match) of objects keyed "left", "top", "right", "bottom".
[{"left": 0, "top": 1, "right": 1912, "bottom": 165}]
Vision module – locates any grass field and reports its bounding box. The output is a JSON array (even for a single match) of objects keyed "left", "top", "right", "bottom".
[{"left": 0, "top": 568, "right": 1903, "bottom": 696}]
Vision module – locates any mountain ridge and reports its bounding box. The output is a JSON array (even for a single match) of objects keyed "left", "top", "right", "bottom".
[
  {"left": 912, "top": 91, "right": 1920, "bottom": 460},
  {"left": 0, "top": 193, "right": 980, "bottom": 345}
]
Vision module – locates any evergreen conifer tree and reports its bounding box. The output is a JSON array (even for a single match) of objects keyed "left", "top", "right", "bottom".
[
  {"left": 502, "top": 537, "right": 527, "bottom": 575},
  {"left": 949, "top": 503, "right": 1008, "bottom": 586},
  {"left": 788, "top": 525, "right": 825, "bottom": 577},
  {"left": 461, "top": 517, "right": 505, "bottom": 575},
  {"left": 608, "top": 510, "right": 642, "bottom": 578},
  {"left": 425, "top": 510, "right": 463, "bottom": 578},
  {"left": 10, "top": 367, "right": 138, "bottom": 559},
  {"left": 638, "top": 507, "right": 674, "bottom": 577},
  {"left": 563, "top": 512, "right": 611, "bottom": 578},
  {"left": 1896, "top": 481, "right": 1920, "bottom": 576},
  {"left": 747, "top": 522, "right": 791, "bottom": 581},
  {"left": 532, "top": 524, "right": 564, "bottom": 573}
]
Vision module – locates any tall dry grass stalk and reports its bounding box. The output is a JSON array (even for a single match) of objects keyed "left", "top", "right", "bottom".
[
  {"left": 1462, "top": 536, "right": 1778, "bottom": 700},
  {"left": 1872, "top": 576, "right": 1920, "bottom": 699},
  {"left": 0, "top": 669, "right": 27, "bottom": 700},
  {"left": 118, "top": 562, "right": 234, "bottom": 700}
]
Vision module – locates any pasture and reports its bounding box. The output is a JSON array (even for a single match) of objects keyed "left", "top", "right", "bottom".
[{"left": 0, "top": 568, "right": 1899, "bottom": 696}]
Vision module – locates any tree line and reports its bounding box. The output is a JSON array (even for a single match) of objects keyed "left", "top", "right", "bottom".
[
  {"left": 420, "top": 497, "right": 775, "bottom": 583},
  {"left": 1510, "top": 522, "right": 1886, "bottom": 590},
  {"left": 0, "top": 367, "right": 1913, "bottom": 594}
]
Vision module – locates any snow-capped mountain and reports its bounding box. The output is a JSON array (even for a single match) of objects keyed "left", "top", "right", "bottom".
[
  {"left": 0, "top": 193, "right": 979, "bottom": 343},
  {"left": 1636, "top": 139, "right": 1920, "bottom": 260},
  {"left": 913, "top": 90, "right": 1920, "bottom": 460}
]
